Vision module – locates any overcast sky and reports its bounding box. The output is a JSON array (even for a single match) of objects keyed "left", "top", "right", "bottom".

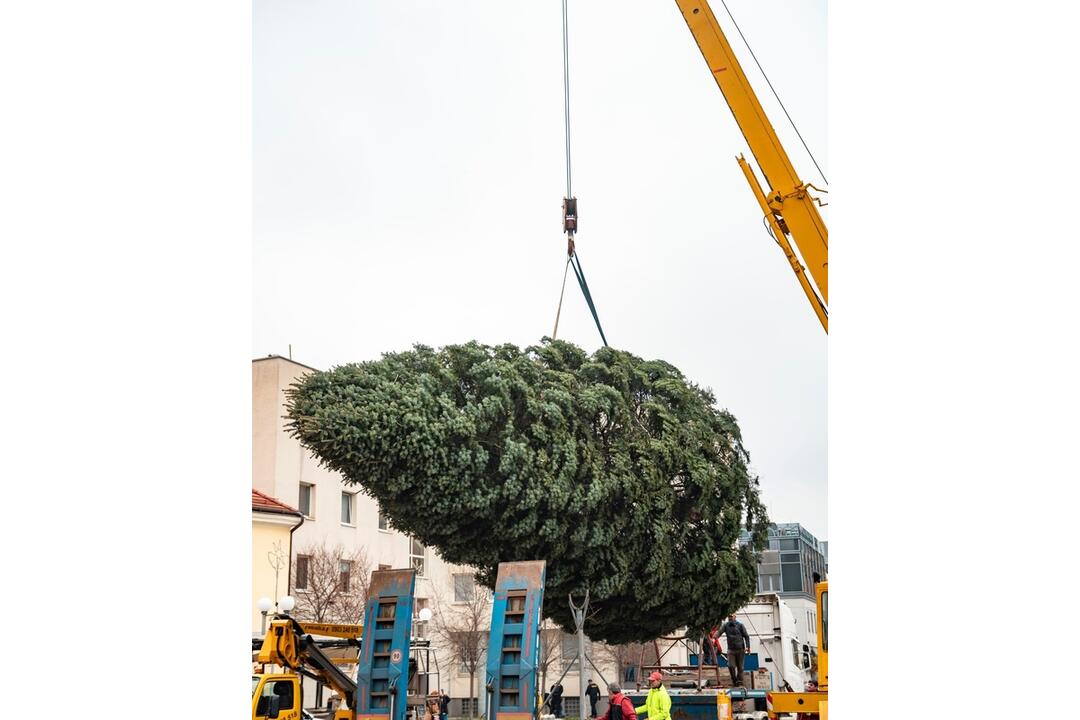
[{"left": 254, "top": 0, "right": 827, "bottom": 541}]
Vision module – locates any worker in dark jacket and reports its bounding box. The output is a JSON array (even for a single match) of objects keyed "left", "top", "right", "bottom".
[
  {"left": 599, "top": 683, "right": 635, "bottom": 720},
  {"left": 719, "top": 613, "right": 752, "bottom": 686},
  {"left": 586, "top": 679, "right": 602, "bottom": 718},
  {"left": 550, "top": 682, "right": 564, "bottom": 718}
]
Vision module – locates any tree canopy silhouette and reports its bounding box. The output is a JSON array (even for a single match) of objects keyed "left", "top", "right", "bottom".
[{"left": 286, "top": 339, "right": 768, "bottom": 643}]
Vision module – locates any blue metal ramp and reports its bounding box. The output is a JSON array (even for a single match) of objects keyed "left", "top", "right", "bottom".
[
  {"left": 356, "top": 569, "right": 416, "bottom": 720},
  {"left": 485, "top": 561, "right": 546, "bottom": 720}
]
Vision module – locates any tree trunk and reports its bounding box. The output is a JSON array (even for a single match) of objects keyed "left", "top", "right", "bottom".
[{"left": 469, "top": 671, "right": 476, "bottom": 719}]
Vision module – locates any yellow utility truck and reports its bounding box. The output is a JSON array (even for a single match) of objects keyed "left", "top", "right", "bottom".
[{"left": 253, "top": 619, "right": 362, "bottom": 720}]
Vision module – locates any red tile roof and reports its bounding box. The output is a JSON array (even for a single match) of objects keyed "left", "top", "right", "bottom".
[{"left": 252, "top": 488, "right": 302, "bottom": 515}]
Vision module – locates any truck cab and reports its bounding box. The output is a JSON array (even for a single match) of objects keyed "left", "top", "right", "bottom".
[{"left": 253, "top": 673, "right": 302, "bottom": 720}]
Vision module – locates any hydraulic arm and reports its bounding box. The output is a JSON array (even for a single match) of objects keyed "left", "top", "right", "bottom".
[
  {"left": 675, "top": 0, "right": 828, "bottom": 332},
  {"left": 258, "top": 617, "right": 359, "bottom": 715}
]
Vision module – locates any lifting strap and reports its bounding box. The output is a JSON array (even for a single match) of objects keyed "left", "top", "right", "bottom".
[
  {"left": 550, "top": 0, "right": 609, "bottom": 347},
  {"left": 551, "top": 257, "right": 571, "bottom": 340},
  {"left": 569, "top": 251, "right": 608, "bottom": 347}
]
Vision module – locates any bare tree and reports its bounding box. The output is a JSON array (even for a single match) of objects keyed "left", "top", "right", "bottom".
[
  {"left": 537, "top": 624, "right": 567, "bottom": 701},
  {"left": 269, "top": 540, "right": 289, "bottom": 601},
  {"left": 433, "top": 574, "right": 492, "bottom": 719},
  {"left": 595, "top": 642, "right": 649, "bottom": 688},
  {"left": 290, "top": 541, "right": 372, "bottom": 624}
]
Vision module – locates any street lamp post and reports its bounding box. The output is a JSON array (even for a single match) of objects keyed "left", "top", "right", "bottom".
[
  {"left": 258, "top": 596, "right": 273, "bottom": 635},
  {"left": 416, "top": 608, "right": 436, "bottom": 702}
]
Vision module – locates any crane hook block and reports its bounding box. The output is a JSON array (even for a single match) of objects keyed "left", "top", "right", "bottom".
[{"left": 563, "top": 197, "right": 578, "bottom": 234}]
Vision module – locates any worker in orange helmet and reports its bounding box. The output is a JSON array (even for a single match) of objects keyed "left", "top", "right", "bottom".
[{"left": 634, "top": 672, "right": 671, "bottom": 720}]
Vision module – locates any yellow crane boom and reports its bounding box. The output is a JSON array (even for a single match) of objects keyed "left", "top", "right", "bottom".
[
  {"left": 673, "top": 3, "right": 828, "bottom": 714},
  {"left": 675, "top": 0, "right": 828, "bottom": 332}
]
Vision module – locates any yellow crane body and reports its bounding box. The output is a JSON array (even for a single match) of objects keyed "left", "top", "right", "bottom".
[
  {"left": 254, "top": 617, "right": 360, "bottom": 720},
  {"left": 764, "top": 581, "right": 828, "bottom": 718}
]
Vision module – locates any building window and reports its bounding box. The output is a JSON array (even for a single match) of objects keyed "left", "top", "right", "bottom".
[
  {"left": 564, "top": 698, "right": 581, "bottom": 717},
  {"left": 781, "top": 563, "right": 803, "bottom": 592},
  {"left": 454, "top": 573, "right": 475, "bottom": 602},
  {"left": 452, "top": 631, "right": 484, "bottom": 676},
  {"left": 296, "top": 555, "right": 311, "bottom": 590},
  {"left": 561, "top": 634, "right": 582, "bottom": 672},
  {"left": 757, "top": 551, "right": 780, "bottom": 593},
  {"left": 378, "top": 511, "right": 389, "bottom": 531},
  {"left": 460, "top": 699, "right": 478, "bottom": 714},
  {"left": 340, "top": 560, "right": 352, "bottom": 592},
  {"left": 415, "top": 597, "right": 430, "bottom": 624},
  {"left": 341, "top": 491, "right": 355, "bottom": 525},
  {"left": 758, "top": 573, "right": 780, "bottom": 592},
  {"left": 410, "top": 537, "right": 426, "bottom": 576},
  {"left": 299, "top": 483, "right": 314, "bottom": 518}
]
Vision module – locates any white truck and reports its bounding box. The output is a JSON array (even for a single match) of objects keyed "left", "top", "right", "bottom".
[{"left": 735, "top": 593, "right": 817, "bottom": 695}]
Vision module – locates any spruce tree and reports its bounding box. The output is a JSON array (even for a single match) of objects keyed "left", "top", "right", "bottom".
[{"left": 286, "top": 339, "right": 768, "bottom": 643}]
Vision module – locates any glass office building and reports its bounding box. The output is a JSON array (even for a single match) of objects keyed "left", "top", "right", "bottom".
[{"left": 739, "top": 523, "right": 827, "bottom": 601}]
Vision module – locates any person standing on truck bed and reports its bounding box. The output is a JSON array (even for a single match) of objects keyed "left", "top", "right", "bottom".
[
  {"left": 634, "top": 672, "right": 671, "bottom": 720},
  {"left": 719, "top": 613, "right": 751, "bottom": 687},
  {"left": 701, "top": 627, "right": 720, "bottom": 665}
]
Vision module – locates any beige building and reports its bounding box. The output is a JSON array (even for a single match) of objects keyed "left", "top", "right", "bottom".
[
  {"left": 252, "top": 488, "right": 304, "bottom": 633},
  {"left": 253, "top": 355, "right": 614, "bottom": 714},
  {"left": 253, "top": 355, "right": 464, "bottom": 616}
]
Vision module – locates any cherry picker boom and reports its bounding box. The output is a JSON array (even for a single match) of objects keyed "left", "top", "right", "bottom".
[
  {"left": 254, "top": 616, "right": 361, "bottom": 720},
  {"left": 252, "top": 569, "right": 420, "bottom": 720}
]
